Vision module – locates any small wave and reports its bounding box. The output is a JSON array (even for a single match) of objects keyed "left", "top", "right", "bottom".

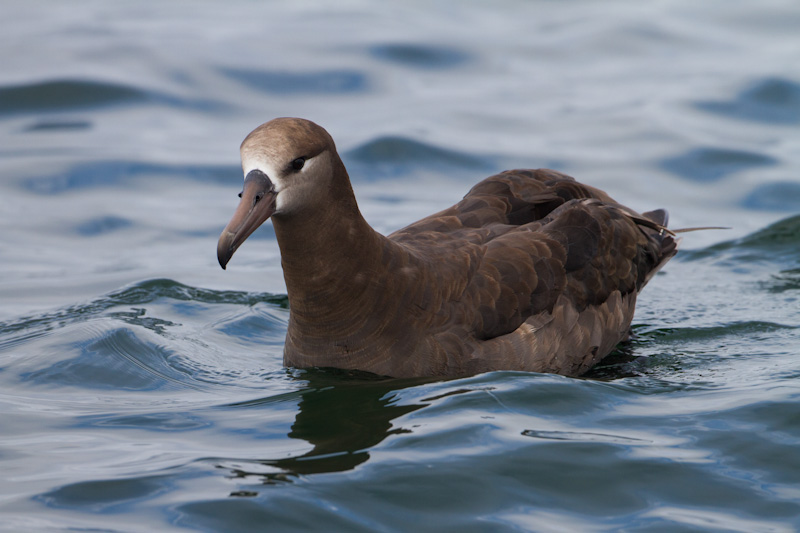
[
  {"left": 659, "top": 147, "right": 777, "bottom": 182},
  {"left": 638, "top": 321, "right": 796, "bottom": 343},
  {"left": 0, "top": 78, "right": 222, "bottom": 116},
  {"left": 80, "top": 411, "right": 212, "bottom": 431},
  {"left": 0, "top": 278, "right": 286, "bottom": 346},
  {"left": 74, "top": 215, "right": 133, "bottom": 236},
  {"left": 742, "top": 181, "right": 800, "bottom": 212},
  {"left": 344, "top": 136, "right": 493, "bottom": 179},
  {"left": 681, "top": 214, "right": 800, "bottom": 265},
  {"left": 369, "top": 43, "right": 471, "bottom": 69},
  {"left": 221, "top": 67, "right": 368, "bottom": 95},
  {"left": 20, "top": 327, "right": 190, "bottom": 391},
  {"left": 0, "top": 79, "right": 148, "bottom": 115},
  {"left": 22, "top": 160, "right": 238, "bottom": 194},
  {"left": 37, "top": 475, "right": 170, "bottom": 511},
  {"left": 765, "top": 269, "right": 800, "bottom": 294},
  {"left": 695, "top": 77, "right": 800, "bottom": 125},
  {"left": 21, "top": 119, "right": 92, "bottom": 132},
  {"left": 3, "top": 279, "right": 289, "bottom": 393}
]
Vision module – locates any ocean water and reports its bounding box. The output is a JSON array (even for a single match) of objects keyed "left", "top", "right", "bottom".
[{"left": 1, "top": 1, "right": 800, "bottom": 531}]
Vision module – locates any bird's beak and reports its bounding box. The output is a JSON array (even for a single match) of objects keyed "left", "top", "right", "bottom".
[{"left": 217, "top": 169, "right": 277, "bottom": 269}]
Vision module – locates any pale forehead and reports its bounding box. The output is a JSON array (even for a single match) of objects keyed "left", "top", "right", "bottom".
[
  {"left": 240, "top": 118, "right": 334, "bottom": 167},
  {"left": 241, "top": 153, "right": 280, "bottom": 180}
]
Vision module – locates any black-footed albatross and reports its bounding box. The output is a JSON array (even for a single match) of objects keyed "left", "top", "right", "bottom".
[{"left": 217, "top": 117, "right": 677, "bottom": 378}]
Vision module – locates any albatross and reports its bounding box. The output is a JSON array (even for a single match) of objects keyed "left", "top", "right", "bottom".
[{"left": 217, "top": 118, "right": 677, "bottom": 378}]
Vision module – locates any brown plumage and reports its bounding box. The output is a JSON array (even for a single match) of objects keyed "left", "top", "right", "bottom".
[{"left": 217, "top": 118, "right": 677, "bottom": 378}]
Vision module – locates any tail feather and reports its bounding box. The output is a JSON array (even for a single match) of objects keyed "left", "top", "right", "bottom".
[{"left": 642, "top": 208, "right": 669, "bottom": 227}]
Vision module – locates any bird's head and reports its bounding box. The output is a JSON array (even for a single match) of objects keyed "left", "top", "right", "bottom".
[{"left": 217, "top": 117, "right": 338, "bottom": 269}]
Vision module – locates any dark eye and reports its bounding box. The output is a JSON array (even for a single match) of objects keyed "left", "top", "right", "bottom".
[{"left": 291, "top": 157, "right": 306, "bottom": 171}]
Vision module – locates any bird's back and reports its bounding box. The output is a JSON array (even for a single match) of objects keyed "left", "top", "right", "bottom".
[{"left": 388, "top": 169, "right": 677, "bottom": 376}]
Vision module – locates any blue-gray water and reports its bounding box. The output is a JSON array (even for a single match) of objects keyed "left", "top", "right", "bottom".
[{"left": 1, "top": 1, "right": 799, "bottom": 531}]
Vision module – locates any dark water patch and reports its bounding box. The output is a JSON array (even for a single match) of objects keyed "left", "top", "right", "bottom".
[
  {"left": 734, "top": 214, "right": 800, "bottom": 251},
  {"left": 21, "top": 119, "right": 92, "bottom": 132},
  {"left": 681, "top": 214, "right": 800, "bottom": 265},
  {"left": 38, "top": 475, "right": 170, "bottom": 512},
  {"left": 741, "top": 181, "right": 800, "bottom": 211},
  {"left": 636, "top": 321, "right": 796, "bottom": 344},
  {"left": 20, "top": 328, "right": 187, "bottom": 390},
  {"left": 369, "top": 43, "right": 470, "bottom": 69},
  {"left": 22, "top": 160, "right": 239, "bottom": 194},
  {"left": 696, "top": 77, "right": 800, "bottom": 124},
  {"left": 75, "top": 215, "right": 133, "bottom": 236},
  {"left": 343, "top": 136, "right": 492, "bottom": 179},
  {"left": 765, "top": 268, "right": 800, "bottom": 293},
  {"left": 221, "top": 68, "right": 368, "bottom": 95},
  {"left": 0, "top": 79, "right": 148, "bottom": 115},
  {"left": 0, "top": 279, "right": 286, "bottom": 348},
  {"left": 659, "top": 147, "right": 777, "bottom": 182},
  {"left": 0, "top": 78, "right": 221, "bottom": 116}
]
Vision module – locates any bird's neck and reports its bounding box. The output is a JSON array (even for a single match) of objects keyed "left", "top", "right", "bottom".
[
  {"left": 272, "top": 197, "right": 385, "bottom": 304},
  {"left": 270, "top": 164, "right": 407, "bottom": 359}
]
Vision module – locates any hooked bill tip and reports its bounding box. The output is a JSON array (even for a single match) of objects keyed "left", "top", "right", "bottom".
[
  {"left": 217, "top": 233, "right": 235, "bottom": 270},
  {"left": 218, "top": 248, "right": 231, "bottom": 269}
]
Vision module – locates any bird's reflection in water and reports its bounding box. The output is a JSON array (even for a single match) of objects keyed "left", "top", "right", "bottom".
[
  {"left": 221, "top": 352, "right": 645, "bottom": 491},
  {"left": 226, "top": 369, "right": 434, "bottom": 489}
]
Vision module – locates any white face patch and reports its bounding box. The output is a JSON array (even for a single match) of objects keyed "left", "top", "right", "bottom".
[
  {"left": 241, "top": 155, "right": 282, "bottom": 191},
  {"left": 240, "top": 152, "right": 329, "bottom": 215}
]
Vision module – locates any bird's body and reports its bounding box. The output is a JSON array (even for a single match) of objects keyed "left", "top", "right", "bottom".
[{"left": 218, "top": 118, "right": 677, "bottom": 378}]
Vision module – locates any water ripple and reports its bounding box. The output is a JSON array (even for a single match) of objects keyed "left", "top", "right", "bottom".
[
  {"left": 0, "top": 78, "right": 222, "bottom": 115},
  {"left": 639, "top": 321, "right": 796, "bottom": 343},
  {"left": 742, "top": 181, "right": 800, "bottom": 212},
  {"left": 680, "top": 213, "right": 800, "bottom": 265},
  {"left": 369, "top": 43, "right": 471, "bottom": 69},
  {"left": 0, "top": 79, "right": 148, "bottom": 115},
  {"left": 344, "top": 136, "right": 493, "bottom": 179},
  {"left": 37, "top": 475, "right": 171, "bottom": 512},
  {"left": 74, "top": 215, "right": 133, "bottom": 236},
  {"left": 20, "top": 327, "right": 191, "bottom": 391},
  {"left": 0, "top": 279, "right": 285, "bottom": 343},
  {"left": 659, "top": 147, "right": 777, "bottom": 182},
  {"left": 21, "top": 119, "right": 92, "bottom": 132},
  {"left": 696, "top": 77, "right": 800, "bottom": 125},
  {"left": 22, "top": 160, "right": 238, "bottom": 194},
  {"left": 221, "top": 67, "right": 368, "bottom": 95}
]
